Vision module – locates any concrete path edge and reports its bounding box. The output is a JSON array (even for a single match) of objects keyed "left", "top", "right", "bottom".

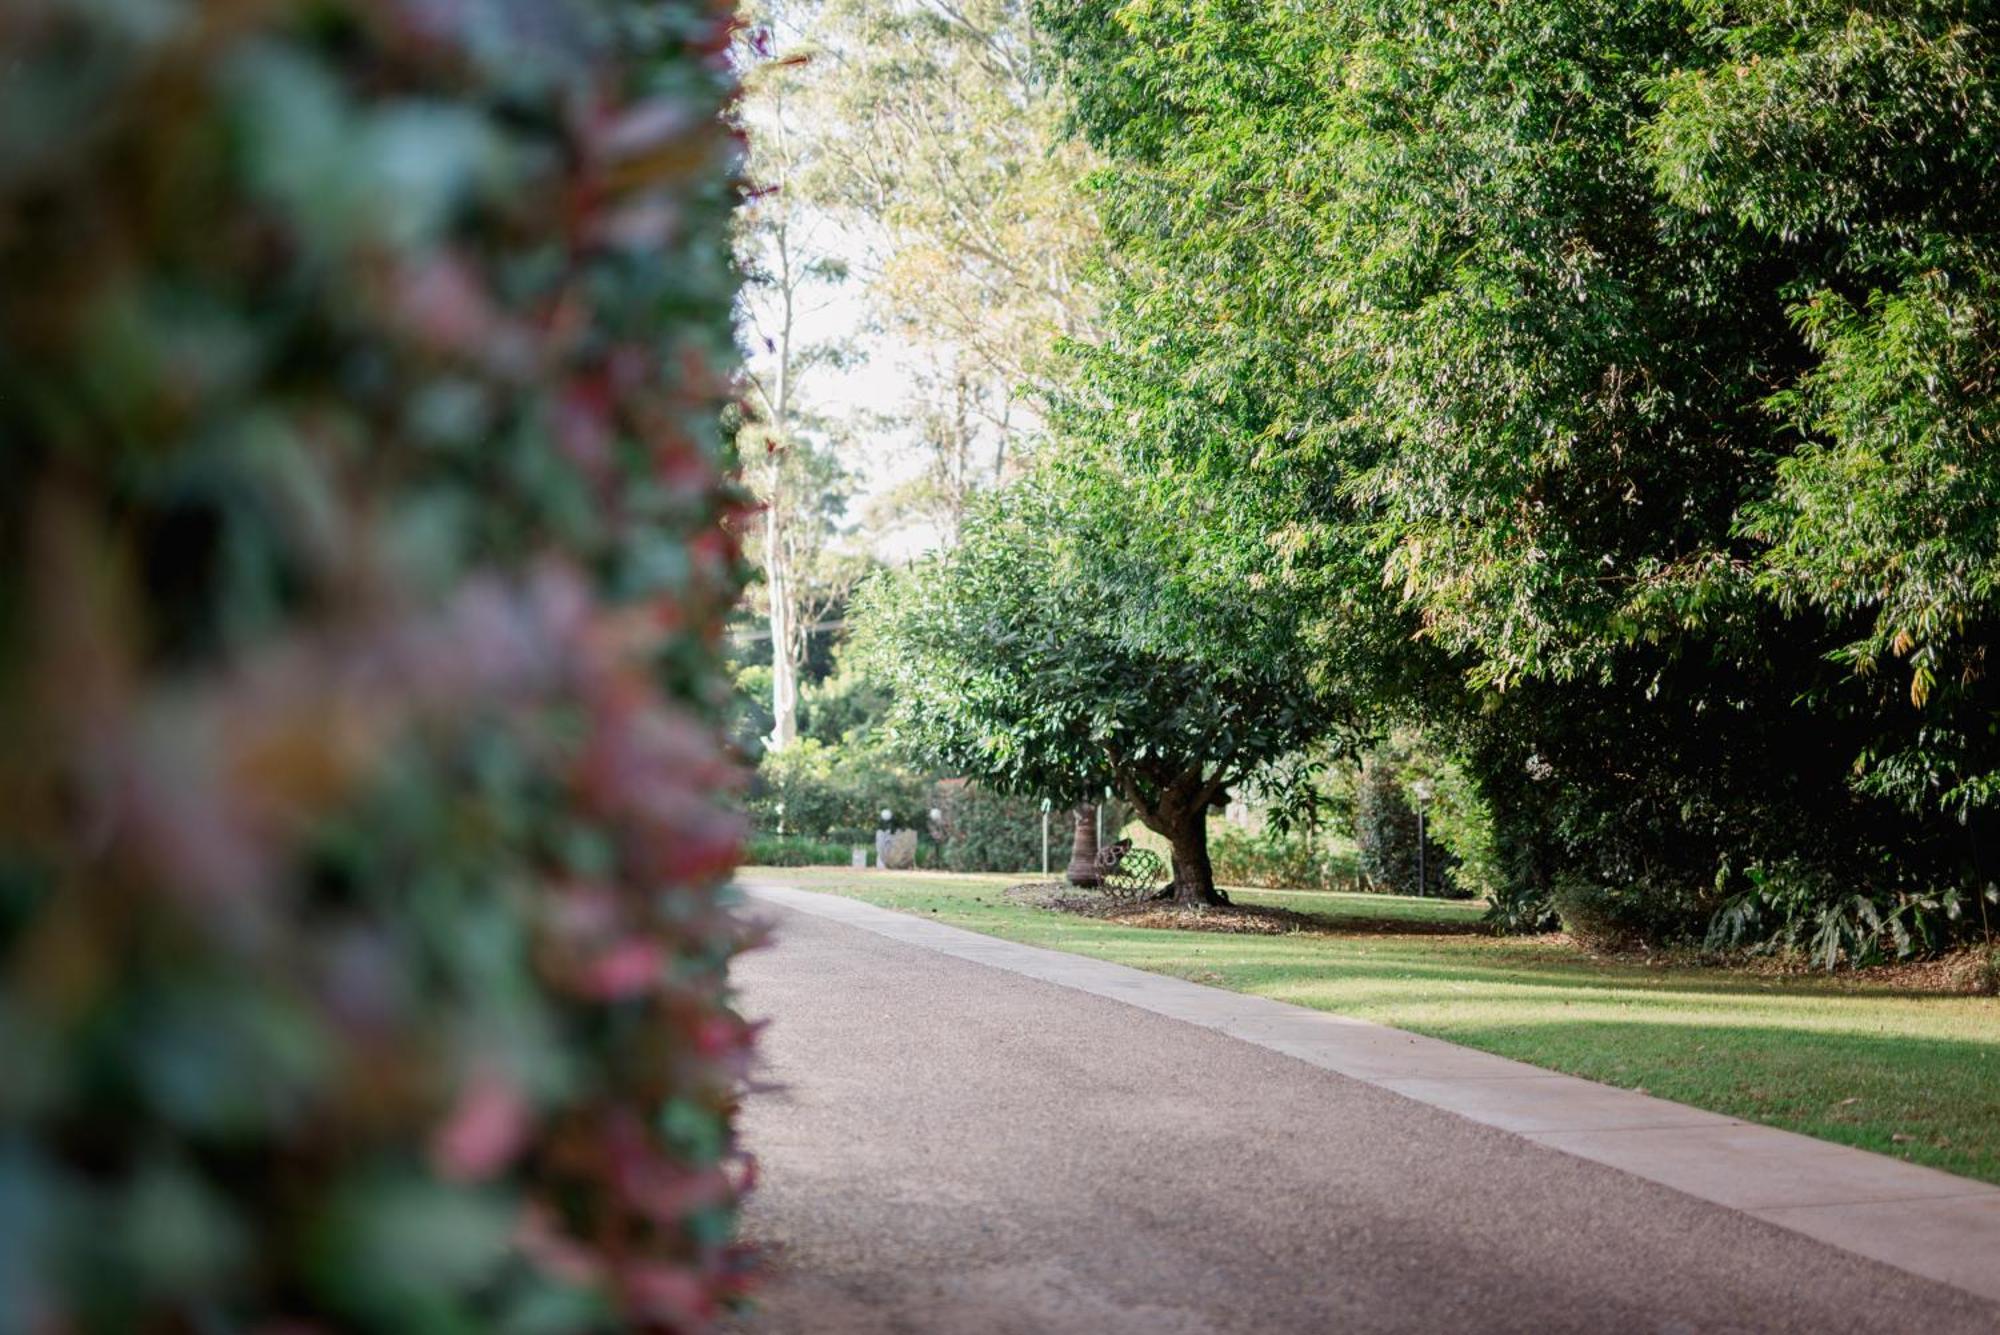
[{"left": 739, "top": 882, "right": 2000, "bottom": 1306}]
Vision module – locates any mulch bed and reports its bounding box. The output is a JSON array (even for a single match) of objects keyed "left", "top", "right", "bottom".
[
  {"left": 1005, "top": 881, "right": 1998, "bottom": 993},
  {"left": 1004, "top": 882, "right": 1487, "bottom": 938}
]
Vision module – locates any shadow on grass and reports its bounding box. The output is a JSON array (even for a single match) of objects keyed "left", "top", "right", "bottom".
[
  {"left": 1436, "top": 1016, "right": 2000, "bottom": 1185},
  {"left": 1283, "top": 910, "right": 1490, "bottom": 937},
  {"left": 1067, "top": 917, "right": 1999, "bottom": 1004},
  {"left": 1077, "top": 900, "right": 1492, "bottom": 939}
]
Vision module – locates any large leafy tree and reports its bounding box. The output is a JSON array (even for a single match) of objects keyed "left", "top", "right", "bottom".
[
  {"left": 854, "top": 457, "right": 1352, "bottom": 903},
  {"left": 1040, "top": 0, "right": 2000, "bottom": 944},
  {"left": 1647, "top": 1, "right": 2000, "bottom": 817}
]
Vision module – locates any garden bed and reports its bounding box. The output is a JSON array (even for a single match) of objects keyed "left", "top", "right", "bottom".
[{"left": 1005, "top": 881, "right": 1489, "bottom": 937}]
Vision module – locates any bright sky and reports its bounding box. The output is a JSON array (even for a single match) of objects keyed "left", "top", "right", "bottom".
[
  {"left": 751, "top": 244, "right": 968, "bottom": 565},
  {"left": 801, "top": 286, "right": 943, "bottom": 563}
]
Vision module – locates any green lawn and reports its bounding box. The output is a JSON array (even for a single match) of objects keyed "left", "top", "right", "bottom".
[{"left": 736, "top": 866, "right": 2000, "bottom": 1186}]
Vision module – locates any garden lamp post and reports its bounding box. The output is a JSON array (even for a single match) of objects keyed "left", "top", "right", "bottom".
[{"left": 1411, "top": 779, "right": 1435, "bottom": 896}]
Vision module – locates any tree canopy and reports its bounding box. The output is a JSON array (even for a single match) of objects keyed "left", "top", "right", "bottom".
[
  {"left": 1028, "top": 0, "right": 2000, "bottom": 946},
  {"left": 748, "top": 0, "right": 2000, "bottom": 961},
  {"left": 854, "top": 454, "right": 1353, "bottom": 901}
]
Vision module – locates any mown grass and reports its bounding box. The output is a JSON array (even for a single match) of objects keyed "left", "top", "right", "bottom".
[{"left": 735, "top": 866, "right": 2000, "bottom": 1187}]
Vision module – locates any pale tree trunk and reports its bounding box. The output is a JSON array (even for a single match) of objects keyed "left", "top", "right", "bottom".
[
  {"left": 765, "top": 510, "right": 798, "bottom": 750},
  {"left": 768, "top": 639, "right": 800, "bottom": 749},
  {"left": 758, "top": 160, "right": 802, "bottom": 752}
]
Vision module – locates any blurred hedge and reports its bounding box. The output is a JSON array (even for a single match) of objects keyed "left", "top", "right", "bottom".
[
  {"left": 0, "top": 0, "right": 756, "bottom": 1330},
  {"left": 743, "top": 834, "right": 858, "bottom": 867}
]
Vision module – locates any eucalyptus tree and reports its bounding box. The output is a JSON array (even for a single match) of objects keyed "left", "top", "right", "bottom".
[
  {"left": 737, "top": 11, "right": 861, "bottom": 749},
  {"left": 789, "top": 0, "right": 1103, "bottom": 536},
  {"left": 854, "top": 457, "right": 1356, "bottom": 904}
]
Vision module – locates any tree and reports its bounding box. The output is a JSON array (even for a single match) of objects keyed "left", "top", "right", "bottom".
[
  {"left": 735, "top": 425, "right": 867, "bottom": 752},
  {"left": 737, "top": 12, "right": 863, "bottom": 748},
  {"left": 787, "top": 0, "right": 1103, "bottom": 543},
  {"left": 854, "top": 456, "right": 1354, "bottom": 903},
  {"left": 1646, "top": 3, "right": 2000, "bottom": 819},
  {"left": 862, "top": 360, "right": 1021, "bottom": 548},
  {"left": 804, "top": 0, "right": 1096, "bottom": 378},
  {"left": 1038, "top": 0, "right": 2000, "bottom": 958}
]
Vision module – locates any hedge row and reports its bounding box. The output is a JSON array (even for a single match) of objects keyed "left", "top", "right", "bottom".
[{"left": 746, "top": 740, "right": 1065, "bottom": 872}]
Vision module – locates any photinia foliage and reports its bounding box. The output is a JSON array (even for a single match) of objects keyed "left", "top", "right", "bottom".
[{"left": 0, "top": 0, "right": 758, "bottom": 1328}]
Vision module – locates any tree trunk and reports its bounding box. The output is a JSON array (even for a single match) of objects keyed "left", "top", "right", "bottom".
[
  {"left": 769, "top": 651, "right": 798, "bottom": 749},
  {"left": 765, "top": 510, "right": 798, "bottom": 751},
  {"left": 1162, "top": 805, "right": 1227, "bottom": 906},
  {"left": 1065, "top": 804, "right": 1100, "bottom": 887}
]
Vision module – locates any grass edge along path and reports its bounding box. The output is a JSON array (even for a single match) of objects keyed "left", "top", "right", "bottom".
[{"left": 734, "top": 867, "right": 2000, "bottom": 1188}]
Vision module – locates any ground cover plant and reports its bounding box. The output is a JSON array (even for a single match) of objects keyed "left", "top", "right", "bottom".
[
  {"left": 0, "top": 0, "right": 756, "bottom": 1327},
  {"left": 740, "top": 868, "right": 2000, "bottom": 1187}
]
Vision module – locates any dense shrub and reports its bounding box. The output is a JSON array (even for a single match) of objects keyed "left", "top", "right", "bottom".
[
  {"left": 747, "top": 738, "right": 929, "bottom": 842},
  {"left": 1354, "top": 759, "right": 1464, "bottom": 898},
  {"left": 1485, "top": 880, "right": 1564, "bottom": 935},
  {"left": 729, "top": 662, "right": 778, "bottom": 759},
  {"left": 1551, "top": 876, "right": 1710, "bottom": 954},
  {"left": 1705, "top": 861, "right": 1999, "bottom": 971},
  {"left": 744, "top": 832, "right": 944, "bottom": 869},
  {"left": 745, "top": 739, "right": 1075, "bottom": 873},
  {"left": 745, "top": 834, "right": 861, "bottom": 867},
  {"left": 0, "top": 0, "right": 756, "bottom": 1329},
  {"left": 931, "top": 782, "right": 1047, "bottom": 873},
  {"left": 798, "top": 656, "right": 898, "bottom": 748},
  {"left": 1452, "top": 661, "right": 2000, "bottom": 956},
  {"left": 1208, "top": 823, "right": 1361, "bottom": 892}
]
